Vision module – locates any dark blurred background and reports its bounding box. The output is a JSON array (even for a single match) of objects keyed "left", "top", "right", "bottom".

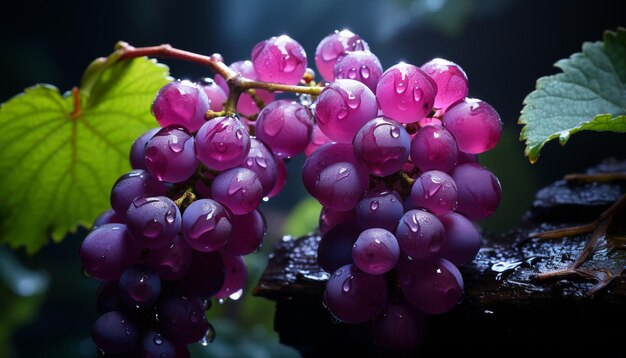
[{"left": 1, "top": 0, "right": 625, "bottom": 357}]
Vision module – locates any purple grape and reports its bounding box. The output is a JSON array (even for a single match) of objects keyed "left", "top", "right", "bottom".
[
  {"left": 142, "top": 331, "right": 175, "bottom": 358},
  {"left": 221, "top": 210, "right": 265, "bottom": 256},
  {"left": 211, "top": 167, "right": 263, "bottom": 215},
  {"left": 333, "top": 50, "right": 383, "bottom": 92},
  {"left": 251, "top": 35, "right": 307, "bottom": 85},
  {"left": 195, "top": 115, "right": 251, "bottom": 171},
  {"left": 313, "top": 161, "right": 369, "bottom": 212},
  {"left": 319, "top": 207, "right": 355, "bottom": 236},
  {"left": 439, "top": 212, "right": 481, "bottom": 265},
  {"left": 201, "top": 77, "right": 227, "bottom": 111},
  {"left": 353, "top": 117, "right": 410, "bottom": 176},
  {"left": 376, "top": 62, "right": 437, "bottom": 123},
  {"left": 181, "top": 199, "right": 232, "bottom": 252},
  {"left": 302, "top": 142, "right": 357, "bottom": 196},
  {"left": 157, "top": 290, "right": 208, "bottom": 345},
  {"left": 214, "top": 61, "right": 276, "bottom": 116},
  {"left": 92, "top": 311, "right": 139, "bottom": 354},
  {"left": 410, "top": 125, "right": 458, "bottom": 172},
  {"left": 399, "top": 257, "right": 463, "bottom": 314},
  {"left": 96, "top": 281, "right": 122, "bottom": 314},
  {"left": 119, "top": 265, "right": 161, "bottom": 309},
  {"left": 420, "top": 58, "right": 469, "bottom": 111},
  {"left": 443, "top": 98, "right": 502, "bottom": 154},
  {"left": 255, "top": 100, "right": 313, "bottom": 158},
  {"left": 304, "top": 124, "right": 332, "bottom": 157},
  {"left": 215, "top": 254, "right": 247, "bottom": 300},
  {"left": 355, "top": 188, "right": 403, "bottom": 231},
  {"left": 130, "top": 128, "right": 160, "bottom": 170},
  {"left": 240, "top": 138, "right": 278, "bottom": 196},
  {"left": 352, "top": 228, "right": 400, "bottom": 274},
  {"left": 144, "top": 126, "right": 199, "bottom": 183},
  {"left": 125, "top": 196, "right": 181, "bottom": 249},
  {"left": 395, "top": 209, "right": 446, "bottom": 259},
  {"left": 146, "top": 235, "right": 193, "bottom": 280},
  {"left": 110, "top": 169, "right": 167, "bottom": 216},
  {"left": 410, "top": 170, "right": 458, "bottom": 216},
  {"left": 80, "top": 224, "right": 139, "bottom": 281},
  {"left": 93, "top": 209, "right": 124, "bottom": 228},
  {"left": 181, "top": 251, "right": 225, "bottom": 300},
  {"left": 451, "top": 163, "right": 502, "bottom": 221},
  {"left": 315, "top": 30, "right": 369, "bottom": 82},
  {"left": 317, "top": 221, "right": 360, "bottom": 273},
  {"left": 151, "top": 80, "right": 210, "bottom": 132},
  {"left": 324, "top": 264, "right": 387, "bottom": 324},
  {"left": 313, "top": 79, "right": 378, "bottom": 143},
  {"left": 372, "top": 302, "right": 427, "bottom": 352}
]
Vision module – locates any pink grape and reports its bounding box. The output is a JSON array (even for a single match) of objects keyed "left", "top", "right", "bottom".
[
  {"left": 211, "top": 167, "right": 263, "bottom": 215},
  {"left": 151, "top": 80, "right": 210, "bottom": 132},
  {"left": 255, "top": 100, "right": 313, "bottom": 158},
  {"left": 333, "top": 50, "right": 383, "bottom": 92},
  {"left": 352, "top": 228, "right": 400, "bottom": 274},
  {"left": 420, "top": 58, "right": 469, "bottom": 111},
  {"left": 144, "top": 126, "right": 199, "bottom": 183},
  {"left": 201, "top": 77, "right": 227, "bottom": 111},
  {"left": 443, "top": 98, "right": 502, "bottom": 154},
  {"left": 353, "top": 117, "right": 410, "bottom": 177},
  {"left": 315, "top": 29, "right": 369, "bottom": 82},
  {"left": 395, "top": 209, "right": 446, "bottom": 259},
  {"left": 410, "top": 124, "right": 458, "bottom": 172},
  {"left": 195, "top": 115, "right": 251, "bottom": 171},
  {"left": 410, "top": 170, "right": 458, "bottom": 216},
  {"left": 251, "top": 35, "right": 307, "bottom": 85},
  {"left": 451, "top": 163, "right": 502, "bottom": 221}
]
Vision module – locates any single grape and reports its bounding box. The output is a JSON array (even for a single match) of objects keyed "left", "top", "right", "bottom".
[
  {"left": 304, "top": 124, "right": 333, "bottom": 157},
  {"left": 353, "top": 117, "right": 410, "bottom": 176},
  {"left": 319, "top": 206, "right": 355, "bottom": 236},
  {"left": 125, "top": 196, "right": 181, "bottom": 249},
  {"left": 376, "top": 62, "right": 437, "bottom": 123},
  {"left": 130, "top": 128, "right": 160, "bottom": 170},
  {"left": 119, "top": 265, "right": 161, "bottom": 309},
  {"left": 266, "top": 156, "right": 287, "bottom": 199},
  {"left": 240, "top": 138, "right": 278, "bottom": 196},
  {"left": 420, "top": 58, "right": 469, "bottom": 111},
  {"left": 355, "top": 188, "right": 403, "bottom": 232},
  {"left": 315, "top": 29, "right": 369, "bottom": 82},
  {"left": 195, "top": 115, "right": 251, "bottom": 171},
  {"left": 410, "top": 124, "right": 458, "bottom": 172},
  {"left": 201, "top": 77, "right": 227, "bottom": 111},
  {"left": 313, "top": 79, "right": 378, "bottom": 143},
  {"left": 92, "top": 311, "right": 139, "bottom": 354},
  {"left": 395, "top": 209, "right": 446, "bottom": 259},
  {"left": 251, "top": 35, "right": 307, "bottom": 85},
  {"left": 93, "top": 209, "right": 124, "bottom": 228},
  {"left": 313, "top": 161, "right": 369, "bottom": 212},
  {"left": 451, "top": 163, "right": 502, "bottom": 221},
  {"left": 80, "top": 224, "right": 139, "bottom": 281},
  {"left": 146, "top": 235, "right": 193, "bottom": 280},
  {"left": 324, "top": 264, "right": 387, "bottom": 324},
  {"left": 372, "top": 302, "right": 428, "bottom": 352},
  {"left": 181, "top": 251, "right": 225, "bottom": 300},
  {"left": 142, "top": 331, "right": 175, "bottom": 358},
  {"left": 410, "top": 170, "right": 458, "bottom": 216},
  {"left": 399, "top": 257, "right": 463, "bottom": 314},
  {"left": 211, "top": 167, "right": 263, "bottom": 215},
  {"left": 157, "top": 290, "right": 209, "bottom": 345},
  {"left": 302, "top": 142, "right": 358, "bottom": 196},
  {"left": 334, "top": 50, "right": 383, "bottom": 92},
  {"left": 255, "top": 100, "right": 313, "bottom": 158},
  {"left": 181, "top": 199, "right": 232, "bottom": 252},
  {"left": 221, "top": 210, "right": 265, "bottom": 256},
  {"left": 110, "top": 169, "right": 167, "bottom": 216},
  {"left": 151, "top": 80, "right": 210, "bottom": 132},
  {"left": 317, "top": 221, "right": 361, "bottom": 273},
  {"left": 438, "top": 212, "right": 481, "bottom": 265},
  {"left": 214, "top": 61, "right": 276, "bottom": 116},
  {"left": 144, "top": 126, "right": 199, "bottom": 183},
  {"left": 352, "top": 228, "right": 400, "bottom": 274},
  {"left": 443, "top": 98, "right": 502, "bottom": 154},
  {"left": 215, "top": 254, "right": 247, "bottom": 300}
]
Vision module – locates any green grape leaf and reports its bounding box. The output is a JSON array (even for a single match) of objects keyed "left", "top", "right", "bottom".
[
  {"left": 0, "top": 56, "right": 170, "bottom": 253},
  {"left": 519, "top": 28, "right": 626, "bottom": 163}
]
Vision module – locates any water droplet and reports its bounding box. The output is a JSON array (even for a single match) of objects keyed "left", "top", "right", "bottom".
[
  {"left": 255, "top": 157, "right": 268, "bottom": 168},
  {"left": 235, "top": 129, "right": 244, "bottom": 140},
  {"left": 143, "top": 220, "right": 163, "bottom": 238},
  {"left": 229, "top": 289, "right": 243, "bottom": 300},
  {"left": 246, "top": 157, "right": 254, "bottom": 166},
  {"left": 153, "top": 334, "right": 163, "bottom": 345},
  {"left": 413, "top": 88, "right": 423, "bottom": 102},
  {"left": 165, "top": 210, "right": 176, "bottom": 224},
  {"left": 337, "top": 167, "right": 350, "bottom": 180},
  {"left": 404, "top": 213, "right": 421, "bottom": 233},
  {"left": 348, "top": 67, "right": 358, "bottom": 79},
  {"left": 394, "top": 77, "right": 407, "bottom": 94},
  {"left": 360, "top": 65, "right": 370, "bottom": 79},
  {"left": 337, "top": 108, "right": 349, "bottom": 120},
  {"left": 370, "top": 200, "right": 379, "bottom": 211},
  {"left": 390, "top": 126, "right": 401, "bottom": 138},
  {"left": 342, "top": 275, "right": 353, "bottom": 292},
  {"left": 426, "top": 183, "right": 442, "bottom": 198},
  {"left": 168, "top": 136, "right": 183, "bottom": 153}
]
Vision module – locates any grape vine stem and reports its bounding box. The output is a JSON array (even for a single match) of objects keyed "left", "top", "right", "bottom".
[{"left": 115, "top": 42, "right": 323, "bottom": 115}]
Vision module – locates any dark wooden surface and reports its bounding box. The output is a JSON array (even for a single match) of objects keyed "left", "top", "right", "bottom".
[{"left": 255, "top": 160, "right": 626, "bottom": 357}]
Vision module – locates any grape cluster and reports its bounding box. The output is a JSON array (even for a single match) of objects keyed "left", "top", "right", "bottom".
[{"left": 305, "top": 31, "right": 503, "bottom": 352}]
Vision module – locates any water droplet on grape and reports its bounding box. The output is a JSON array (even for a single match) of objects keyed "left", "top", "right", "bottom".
[
  {"left": 165, "top": 210, "right": 176, "bottom": 224},
  {"left": 360, "top": 65, "right": 370, "bottom": 79},
  {"left": 413, "top": 88, "right": 423, "bottom": 102},
  {"left": 255, "top": 157, "right": 268, "bottom": 168},
  {"left": 390, "top": 126, "right": 401, "bottom": 138},
  {"left": 153, "top": 334, "right": 163, "bottom": 345},
  {"left": 348, "top": 67, "right": 357, "bottom": 79},
  {"left": 370, "top": 200, "right": 379, "bottom": 211},
  {"left": 342, "top": 276, "right": 353, "bottom": 292},
  {"left": 168, "top": 136, "right": 183, "bottom": 153},
  {"left": 337, "top": 108, "right": 349, "bottom": 119}
]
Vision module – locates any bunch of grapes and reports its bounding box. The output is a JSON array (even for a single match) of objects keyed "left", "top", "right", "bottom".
[{"left": 304, "top": 31, "right": 503, "bottom": 352}]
